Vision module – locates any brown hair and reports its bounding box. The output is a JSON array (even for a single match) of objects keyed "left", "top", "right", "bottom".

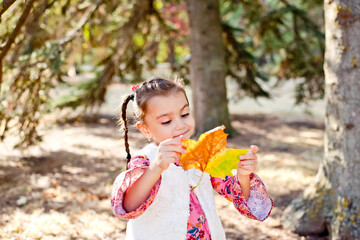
[{"left": 120, "top": 77, "right": 187, "bottom": 168}]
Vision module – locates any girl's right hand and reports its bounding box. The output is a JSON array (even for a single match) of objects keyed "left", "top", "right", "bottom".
[{"left": 150, "top": 137, "right": 187, "bottom": 174}]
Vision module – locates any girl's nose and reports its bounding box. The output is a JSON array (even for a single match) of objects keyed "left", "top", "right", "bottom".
[{"left": 174, "top": 118, "right": 186, "bottom": 130}]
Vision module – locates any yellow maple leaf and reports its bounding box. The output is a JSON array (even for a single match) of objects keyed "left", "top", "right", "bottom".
[
  {"left": 179, "top": 126, "right": 227, "bottom": 171},
  {"left": 179, "top": 126, "right": 249, "bottom": 179}
]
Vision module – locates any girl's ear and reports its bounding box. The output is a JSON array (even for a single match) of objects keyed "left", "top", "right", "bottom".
[{"left": 136, "top": 123, "right": 152, "bottom": 140}]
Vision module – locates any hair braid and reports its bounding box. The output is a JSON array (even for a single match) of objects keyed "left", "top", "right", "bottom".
[{"left": 121, "top": 93, "right": 134, "bottom": 169}]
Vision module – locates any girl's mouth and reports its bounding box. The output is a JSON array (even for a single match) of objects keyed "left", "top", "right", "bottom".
[{"left": 174, "top": 130, "right": 188, "bottom": 138}]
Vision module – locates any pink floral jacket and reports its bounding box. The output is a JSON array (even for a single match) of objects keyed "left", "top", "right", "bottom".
[{"left": 111, "top": 155, "right": 273, "bottom": 240}]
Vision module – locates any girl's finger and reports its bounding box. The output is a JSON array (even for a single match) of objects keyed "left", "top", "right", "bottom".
[
  {"left": 239, "top": 154, "right": 257, "bottom": 160},
  {"left": 162, "top": 138, "right": 184, "bottom": 147},
  {"left": 249, "top": 145, "right": 259, "bottom": 153},
  {"left": 172, "top": 145, "right": 187, "bottom": 153},
  {"left": 163, "top": 150, "right": 182, "bottom": 158},
  {"left": 157, "top": 153, "right": 183, "bottom": 166},
  {"left": 238, "top": 164, "right": 256, "bottom": 171},
  {"left": 237, "top": 160, "right": 256, "bottom": 168},
  {"left": 238, "top": 159, "right": 257, "bottom": 165},
  {"left": 243, "top": 164, "right": 256, "bottom": 169},
  {"left": 239, "top": 166, "right": 255, "bottom": 172},
  {"left": 237, "top": 169, "right": 252, "bottom": 175},
  {"left": 162, "top": 145, "right": 187, "bottom": 154}
]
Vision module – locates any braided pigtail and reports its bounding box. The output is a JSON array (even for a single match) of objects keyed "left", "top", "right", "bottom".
[{"left": 121, "top": 93, "right": 134, "bottom": 169}]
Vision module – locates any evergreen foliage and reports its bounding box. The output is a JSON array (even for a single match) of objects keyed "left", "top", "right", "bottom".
[{"left": 0, "top": 0, "right": 324, "bottom": 147}]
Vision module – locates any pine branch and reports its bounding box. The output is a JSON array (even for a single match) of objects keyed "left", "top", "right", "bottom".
[
  {"left": 279, "top": 0, "right": 324, "bottom": 38},
  {"left": 150, "top": 3, "right": 176, "bottom": 35},
  {"left": 0, "top": 0, "right": 17, "bottom": 20},
  {"left": 11, "top": 0, "right": 56, "bottom": 62},
  {"left": 58, "top": 0, "right": 154, "bottom": 110},
  {"left": 59, "top": 0, "right": 104, "bottom": 47},
  {"left": 112, "top": 0, "right": 153, "bottom": 64},
  {"left": 223, "top": 24, "right": 270, "bottom": 98},
  {"left": 222, "top": 23, "right": 255, "bottom": 63},
  {"left": 0, "top": 0, "right": 35, "bottom": 61},
  {"left": 0, "top": 0, "right": 36, "bottom": 91},
  {"left": 101, "top": 0, "right": 153, "bottom": 102}
]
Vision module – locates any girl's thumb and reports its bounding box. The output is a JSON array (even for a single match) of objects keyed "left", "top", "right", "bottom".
[{"left": 248, "top": 145, "right": 259, "bottom": 154}]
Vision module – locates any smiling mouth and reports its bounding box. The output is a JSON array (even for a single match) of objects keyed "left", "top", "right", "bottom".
[{"left": 174, "top": 130, "right": 188, "bottom": 138}]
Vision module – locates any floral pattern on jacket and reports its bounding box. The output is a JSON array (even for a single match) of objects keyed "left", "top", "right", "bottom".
[{"left": 111, "top": 155, "right": 273, "bottom": 240}]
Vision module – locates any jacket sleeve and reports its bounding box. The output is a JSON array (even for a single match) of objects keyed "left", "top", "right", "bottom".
[
  {"left": 211, "top": 173, "right": 273, "bottom": 221},
  {"left": 111, "top": 155, "right": 161, "bottom": 220}
]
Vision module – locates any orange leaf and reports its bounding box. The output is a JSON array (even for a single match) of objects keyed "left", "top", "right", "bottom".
[{"left": 179, "top": 126, "right": 227, "bottom": 172}]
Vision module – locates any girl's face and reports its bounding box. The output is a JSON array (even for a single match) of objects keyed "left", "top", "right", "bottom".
[{"left": 137, "top": 91, "right": 195, "bottom": 145}]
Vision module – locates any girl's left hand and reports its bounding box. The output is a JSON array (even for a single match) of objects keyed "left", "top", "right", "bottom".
[{"left": 237, "top": 145, "right": 258, "bottom": 176}]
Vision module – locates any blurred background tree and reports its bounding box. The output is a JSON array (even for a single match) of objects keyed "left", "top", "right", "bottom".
[{"left": 0, "top": 0, "right": 324, "bottom": 147}]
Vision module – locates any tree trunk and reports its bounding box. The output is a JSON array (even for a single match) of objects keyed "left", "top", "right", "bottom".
[
  {"left": 282, "top": 0, "right": 360, "bottom": 239},
  {"left": 186, "top": 0, "right": 234, "bottom": 136}
]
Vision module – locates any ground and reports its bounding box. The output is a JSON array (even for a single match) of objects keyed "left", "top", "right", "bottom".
[{"left": 0, "top": 108, "right": 328, "bottom": 239}]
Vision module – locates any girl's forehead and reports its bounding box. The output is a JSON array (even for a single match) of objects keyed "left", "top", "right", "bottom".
[{"left": 145, "top": 92, "right": 188, "bottom": 114}]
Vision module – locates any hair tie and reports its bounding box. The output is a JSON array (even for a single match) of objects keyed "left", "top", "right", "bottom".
[{"left": 132, "top": 85, "right": 140, "bottom": 92}]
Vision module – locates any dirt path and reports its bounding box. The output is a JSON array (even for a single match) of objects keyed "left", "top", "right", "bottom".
[{"left": 0, "top": 112, "right": 326, "bottom": 239}]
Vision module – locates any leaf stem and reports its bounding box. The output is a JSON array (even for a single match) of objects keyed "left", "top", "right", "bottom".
[{"left": 191, "top": 171, "right": 204, "bottom": 191}]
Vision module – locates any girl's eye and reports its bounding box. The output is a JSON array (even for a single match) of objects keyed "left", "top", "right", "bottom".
[
  {"left": 181, "top": 113, "right": 190, "bottom": 118},
  {"left": 161, "top": 120, "right": 171, "bottom": 125}
]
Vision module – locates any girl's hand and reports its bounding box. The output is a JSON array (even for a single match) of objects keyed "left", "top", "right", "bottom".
[
  {"left": 237, "top": 145, "right": 258, "bottom": 176},
  {"left": 150, "top": 137, "right": 186, "bottom": 174}
]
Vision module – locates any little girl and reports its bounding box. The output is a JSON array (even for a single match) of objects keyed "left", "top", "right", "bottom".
[{"left": 111, "top": 77, "right": 273, "bottom": 240}]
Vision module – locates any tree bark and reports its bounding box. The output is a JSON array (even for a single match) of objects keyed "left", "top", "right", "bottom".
[
  {"left": 282, "top": 0, "right": 360, "bottom": 239},
  {"left": 186, "top": 0, "right": 234, "bottom": 136}
]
